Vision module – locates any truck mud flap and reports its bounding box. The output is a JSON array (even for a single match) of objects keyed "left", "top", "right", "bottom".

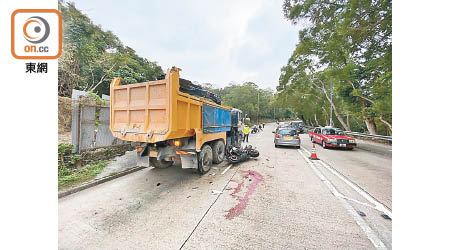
[
  {"left": 180, "top": 154, "right": 198, "bottom": 169},
  {"left": 137, "top": 153, "right": 150, "bottom": 167}
]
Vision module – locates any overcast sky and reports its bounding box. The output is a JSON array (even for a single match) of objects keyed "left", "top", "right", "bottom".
[{"left": 72, "top": 0, "right": 299, "bottom": 90}]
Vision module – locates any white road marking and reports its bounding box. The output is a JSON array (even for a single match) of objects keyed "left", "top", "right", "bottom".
[
  {"left": 301, "top": 146, "right": 392, "bottom": 218},
  {"left": 337, "top": 194, "right": 379, "bottom": 210},
  {"left": 298, "top": 149, "right": 388, "bottom": 250},
  {"left": 221, "top": 164, "right": 233, "bottom": 175}
]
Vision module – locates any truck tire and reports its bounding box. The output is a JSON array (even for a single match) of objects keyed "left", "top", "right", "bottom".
[
  {"left": 198, "top": 145, "right": 213, "bottom": 174},
  {"left": 212, "top": 140, "right": 225, "bottom": 164},
  {"left": 149, "top": 157, "right": 173, "bottom": 169}
]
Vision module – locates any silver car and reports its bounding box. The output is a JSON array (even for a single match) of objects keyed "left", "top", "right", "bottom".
[{"left": 274, "top": 128, "right": 301, "bottom": 148}]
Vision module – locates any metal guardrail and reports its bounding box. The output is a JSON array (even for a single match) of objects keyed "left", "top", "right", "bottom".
[
  {"left": 343, "top": 131, "right": 392, "bottom": 141},
  {"left": 302, "top": 125, "right": 392, "bottom": 142}
]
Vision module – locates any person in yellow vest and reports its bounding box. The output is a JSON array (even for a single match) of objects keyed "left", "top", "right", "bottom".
[{"left": 243, "top": 124, "right": 250, "bottom": 142}]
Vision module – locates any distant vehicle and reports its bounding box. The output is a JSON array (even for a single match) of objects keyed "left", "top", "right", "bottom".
[
  {"left": 276, "top": 122, "right": 291, "bottom": 131},
  {"left": 290, "top": 121, "right": 304, "bottom": 134},
  {"left": 309, "top": 127, "right": 356, "bottom": 150},
  {"left": 273, "top": 127, "right": 301, "bottom": 148}
]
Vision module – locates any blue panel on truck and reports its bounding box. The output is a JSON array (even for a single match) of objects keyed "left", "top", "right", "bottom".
[
  {"left": 231, "top": 109, "right": 240, "bottom": 126},
  {"left": 202, "top": 105, "right": 231, "bottom": 133}
]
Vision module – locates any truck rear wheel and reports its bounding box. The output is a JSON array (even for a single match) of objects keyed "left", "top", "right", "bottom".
[
  {"left": 149, "top": 157, "right": 173, "bottom": 169},
  {"left": 212, "top": 140, "right": 225, "bottom": 164},
  {"left": 198, "top": 145, "right": 213, "bottom": 174}
]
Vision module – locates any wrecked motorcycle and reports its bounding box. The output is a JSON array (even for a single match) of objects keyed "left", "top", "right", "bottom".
[
  {"left": 225, "top": 145, "right": 260, "bottom": 164},
  {"left": 251, "top": 126, "right": 259, "bottom": 134}
]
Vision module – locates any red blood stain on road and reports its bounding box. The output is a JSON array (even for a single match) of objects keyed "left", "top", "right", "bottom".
[{"left": 225, "top": 170, "right": 263, "bottom": 220}]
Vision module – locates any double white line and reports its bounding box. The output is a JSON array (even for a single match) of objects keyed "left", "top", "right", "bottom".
[{"left": 298, "top": 146, "right": 389, "bottom": 250}]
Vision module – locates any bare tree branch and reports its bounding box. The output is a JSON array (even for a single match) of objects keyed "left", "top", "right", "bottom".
[{"left": 89, "top": 62, "right": 117, "bottom": 92}]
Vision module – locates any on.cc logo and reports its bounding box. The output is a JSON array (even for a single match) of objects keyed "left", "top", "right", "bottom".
[
  {"left": 23, "top": 16, "right": 50, "bottom": 44},
  {"left": 11, "top": 9, "right": 62, "bottom": 59}
]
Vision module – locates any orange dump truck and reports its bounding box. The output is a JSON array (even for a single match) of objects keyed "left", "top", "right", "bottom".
[{"left": 109, "top": 67, "right": 243, "bottom": 174}]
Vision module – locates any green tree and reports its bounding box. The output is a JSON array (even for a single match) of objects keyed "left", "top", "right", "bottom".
[
  {"left": 279, "top": 0, "right": 392, "bottom": 134},
  {"left": 58, "top": 1, "right": 163, "bottom": 97},
  {"left": 205, "top": 82, "right": 290, "bottom": 123}
]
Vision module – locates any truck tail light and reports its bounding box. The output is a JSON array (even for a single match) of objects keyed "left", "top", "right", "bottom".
[
  {"left": 170, "top": 140, "right": 183, "bottom": 147},
  {"left": 275, "top": 134, "right": 280, "bottom": 139}
]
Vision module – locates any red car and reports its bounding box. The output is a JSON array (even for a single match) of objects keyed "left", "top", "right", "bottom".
[{"left": 309, "top": 127, "right": 356, "bottom": 150}]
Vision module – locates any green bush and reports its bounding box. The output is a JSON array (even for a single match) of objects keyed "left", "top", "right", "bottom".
[
  {"left": 58, "top": 161, "right": 108, "bottom": 189},
  {"left": 69, "top": 154, "right": 81, "bottom": 164},
  {"left": 58, "top": 165, "right": 72, "bottom": 177},
  {"left": 58, "top": 143, "right": 73, "bottom": 155}
]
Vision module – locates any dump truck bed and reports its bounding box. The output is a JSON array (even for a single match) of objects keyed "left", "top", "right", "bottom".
[{"left": 109, "top": 67, "right": 231, "bottom": 143}]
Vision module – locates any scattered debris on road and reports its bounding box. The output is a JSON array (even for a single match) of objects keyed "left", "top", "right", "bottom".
[
  {"left": 381, "top": 214, "right": 392, "bottom": 220},
  {"left": 221, "top": 164, "right": 233, "bottom": 175}
]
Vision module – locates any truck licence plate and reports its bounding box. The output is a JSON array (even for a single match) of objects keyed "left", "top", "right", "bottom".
[
  {"left": 339, "top": 144, "right": 346, "bottom": 147},
  {"left": 149, "top": 150, "right": 158, "bottom": 157}
]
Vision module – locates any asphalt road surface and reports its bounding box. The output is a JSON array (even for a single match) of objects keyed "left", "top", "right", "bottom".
[{"left": 59, "top": 123, "right": 392, "bottom": 250}]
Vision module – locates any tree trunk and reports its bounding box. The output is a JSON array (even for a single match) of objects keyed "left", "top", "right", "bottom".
[
  {"left": 346, "top": 113, "right": 350, "bottom": 131},
  {"left": 314, "top": 81, "right": 351, "bottom": 131},
  {"left": 314, "top": 113, "right": 318, "bottom": 126},
  {"left": 360, "top": 97, "right": 377, "bottom": 135},
  {"left": 328, "top": 99, "right": 349, "bottom": 130},
  {"left": 321, "top": 106, "right": 329, "bottom": 126},
  {"left": 364, "top": 117, "right": 377, "bottom": 135},
  {"left": 379, "top": 115, "right": 392, "bottom": 134}
]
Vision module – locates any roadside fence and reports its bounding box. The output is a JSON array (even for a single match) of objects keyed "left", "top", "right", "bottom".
[{"left": 71, "top": 90, "right": 125, "bottom": 153}]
